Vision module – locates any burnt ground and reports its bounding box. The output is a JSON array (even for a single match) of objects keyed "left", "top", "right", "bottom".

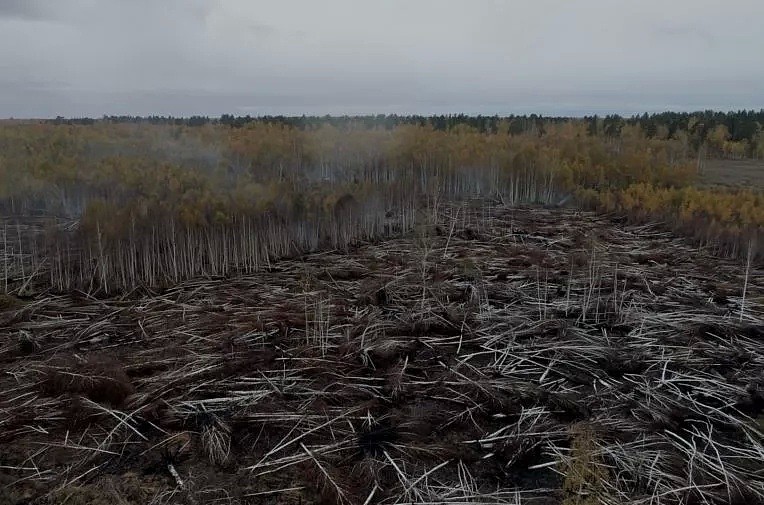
[{"left": 0, "top": 205, "right": 762, "bottom": 505}]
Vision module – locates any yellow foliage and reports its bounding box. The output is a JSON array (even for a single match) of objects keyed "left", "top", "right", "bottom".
[{"left": 0, "top": 120, "right": 759, "bottom": 263}]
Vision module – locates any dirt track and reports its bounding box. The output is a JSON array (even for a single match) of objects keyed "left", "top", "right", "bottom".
[{"left": 1, "top": 205, "right": 762, "bottom": 504}]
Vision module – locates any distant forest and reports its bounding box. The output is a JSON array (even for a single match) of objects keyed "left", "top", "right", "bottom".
[{"left": 44, "top": 110, "right": 764, "bottom": 158}]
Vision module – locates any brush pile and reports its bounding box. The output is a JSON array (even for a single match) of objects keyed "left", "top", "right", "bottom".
[{"left": 1, "top": 205, "right": 762, "bottom": 504}]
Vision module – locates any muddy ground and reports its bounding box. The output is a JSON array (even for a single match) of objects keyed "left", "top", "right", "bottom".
[{"left": 1, "top": 205, "right": 762, "bottom": 504}]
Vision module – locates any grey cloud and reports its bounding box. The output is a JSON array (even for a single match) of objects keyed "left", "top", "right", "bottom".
[
  {"left": 651, "top": 22, "right": 716, "bottom": 49},
  {"left": 0, "top": 0, "right": 49, "bottom": 20},
  {"left": 0, "top": 0, "right": 762, "bottom": 118}
]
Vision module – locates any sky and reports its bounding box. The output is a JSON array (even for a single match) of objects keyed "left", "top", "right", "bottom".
[{"left": 1, "top": 0, "right": 762, "bottom": 118}]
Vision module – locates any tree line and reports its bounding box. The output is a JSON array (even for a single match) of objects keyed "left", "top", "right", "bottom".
[{"left": 36, "top": 110, "right": 764, "bottom": 158}]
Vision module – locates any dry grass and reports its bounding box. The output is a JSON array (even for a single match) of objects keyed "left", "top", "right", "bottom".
[
  {"left": 561, "top": 424, "right": 610, "bottom": 505},
  {"left": 700, "top": 158, "right": 764, "bottom": 188},
  {"left": 0, "top": 204, "right": 761, "bottom": 504}
]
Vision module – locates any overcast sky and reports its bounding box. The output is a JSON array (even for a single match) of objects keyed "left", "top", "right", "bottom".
[{"left": 1, "top": 0, "right": 762, "bottom": 118}]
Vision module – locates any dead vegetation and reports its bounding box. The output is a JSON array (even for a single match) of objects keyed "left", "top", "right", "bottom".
[
  {"left": 36, "top": 356, "right": 135, "bottom": 407},
  {"left": 0, "top": 204, "right": 762, "bottom": 504},
  {"left": 700, "top": 158, "right": 764, "bottom": 188}
]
